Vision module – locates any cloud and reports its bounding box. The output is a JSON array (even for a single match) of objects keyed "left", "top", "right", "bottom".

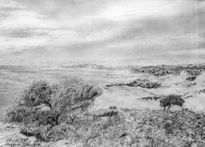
[
  {"left": 0, "top": 0, "right": 24, "bottom": 8},
  {"left": 0, "top": 0, "right": 204, "bottom": 65}
]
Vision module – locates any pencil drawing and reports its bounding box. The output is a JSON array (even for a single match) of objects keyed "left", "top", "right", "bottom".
[{"left": 0, "top": 0, "right": 205, "bottom": 146}]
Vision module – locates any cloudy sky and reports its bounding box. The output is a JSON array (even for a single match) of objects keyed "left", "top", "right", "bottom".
[{"left": 0, "top": 0, "right": 204, "bottom": 66}]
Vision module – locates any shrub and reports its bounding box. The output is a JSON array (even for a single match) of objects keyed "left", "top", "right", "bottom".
[
  {"left": 160, "top": 95, "right": 185, "bottom": 111},
  {"left": 4, "top": 106, "right": 31, "bottom": 123},
  {"left": 50, "top": 79, "right": 103, "bottom": 124},
  {"left": 186, "top": 76, "right": 196, "bottom": 81},
  {"left": 5, "top": 78, "right": 103, "bottom": 143},
  {"left": 21, "top": 80, "right": 53, "bottom": 108},
  {"left": 6, "top": 79, "right": 102, "bottom": 126},
  {"left": 23, "top": 110, "right": 60, "bottom": 127}
]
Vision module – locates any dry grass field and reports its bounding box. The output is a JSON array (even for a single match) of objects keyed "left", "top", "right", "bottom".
[{"left": 1, "top": 64, "right": 205, "bottom": 146}]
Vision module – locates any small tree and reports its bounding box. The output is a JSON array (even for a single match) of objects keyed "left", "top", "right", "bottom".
[
  {"left": 160, "top": 95, "right": 185, "bottom": 111},
  {"left": 7, "top": 79, "right": 102, "bottom": 126},
  {"left": 21, "top": 80, "right": 53, "bottom": 108}
]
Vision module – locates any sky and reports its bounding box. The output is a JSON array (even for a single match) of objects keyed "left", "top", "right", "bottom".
[{"left": 0, "top": 0, "right": 204, "bottom": 66}]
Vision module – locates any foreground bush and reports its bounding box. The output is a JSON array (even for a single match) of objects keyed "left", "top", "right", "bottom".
[
  {"left": 5, "top": 79, "right": 102, "bottom": 127},
  {"left": 51, "top": 79, "right": 102, "bottom": 123}
]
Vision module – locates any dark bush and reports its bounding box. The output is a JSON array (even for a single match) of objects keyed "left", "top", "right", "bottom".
[
  {"left": 160, "top": 95, "right": 185, "bottom": 111},
  {"left": 23, "top": 110, "right": 60, "bottom": 127},
  {"left": 106, "top": 79, "right": 161, "bottom": 89},
  {"left": 141, "top": 96, "right": 161, "bottom": 101},
  {"left": 97, "top": 110, "right": 119, "bottom": 118},
  {"left": 4, "top": 106, "right": 31, "bottom": 123},
  {"left": 20, "top": 127, "right": 40, "bottom": 137},
  {"left": 5, "top": 79, "right": 102, "bottom": 128},
  {"left": 21, "top": 80, "right": 53, "bottom": 108},
  {"left": 186, "top": 76, "right": 196, "bottom": 81}
]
